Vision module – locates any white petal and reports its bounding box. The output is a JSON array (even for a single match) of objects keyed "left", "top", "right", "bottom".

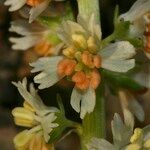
[
  {"left": 58, "top": 20, "right": 86, "bottom": 44},
  {"left": 31, "top": 56, "right": 64, "bottom": 89},
  {"left": 133, "top": 64, "right": 150, "bottom": 88},
  {"left": 29, "top": 0, "right": 50, "bottom": 23},
  {"left": 128, "top": 99, "right": 145, "bottom": 122},
  {"left": 100, "top": 41, "right": 136, "bottom": 60},
  {"left": 4, "top": 0, "right": 26, "bottom": 11},
  {"left": 77, "top": 14, "right": 102, "bottom": 40},
  {"left": 111, "top": 113, "right": 132, "bottom": 149},
  {"left": 119, "top": 0, "right": 150, "bottom": 22},
  {"left": 12, "top": 78, "right": 58, "bottom": 116},
  {"left": 87, "top": 138, "right": 115, "bottom": 150},
  {"left": 70, "top": 88, "right": 82, "bottom": 113},
  {"left": 30, "top": 56, "right": 63, "bottom": 73},
  {"left": 102, "top": 59, "right": 135, "bottom": 73},
  {"left": 41, "top": 113, "right": 59, "bottom": 142},
  {"left": 123, "top": 108, "right": 134, "bottom": 130},
  {"left": 9, "top": 36, "right": 40, "bottom": 50},
  {"left": 80, "top": 88, "right": 96, "bottom": 119},
  {"left": 34, "top": 71, "right": 62, "bottom": 89}
]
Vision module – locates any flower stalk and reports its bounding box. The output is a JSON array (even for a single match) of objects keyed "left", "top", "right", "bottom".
[
  {"left": 81, "top": 84, "right": 106, "bottom": 150},
  {"left": 77, "top": 0, "right": 100, "bottom": 24},
  {"left": 76, "top": 0, "right": 106, "bottom": 149}
]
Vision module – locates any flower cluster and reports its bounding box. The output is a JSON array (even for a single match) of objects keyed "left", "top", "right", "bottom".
[
  {"left": 31, "top": 14, "right": 136, "bottom": 118},
  {"left": 9, "top": 19, "right": 63, "bottom": 57},
  {"left": 12, "top": 78, "right": 59, "bottom": 149}
]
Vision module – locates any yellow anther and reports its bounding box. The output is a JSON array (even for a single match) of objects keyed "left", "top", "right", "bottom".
[
  {"left": 87, "top": 36, "right": 98, "bottom": 53},
  {"left": 130, "top": 128, "right": 143, "bottom": 143},
  {"left": 72, "top": 34, "right": 87, "bottom": 49},
  {"left": 23, "top": 101, "right": 35, "bottom": 112},
  {"left": 63, "top": 47, "right": 76, "bottom": 59},
  {"left": 14, "top": 130, "right": 34, "bottom": 149},
  {"left": 144, "top": 139, "right": 150, "bottom": 148},
  {"left": 125, "top": 144, "right": 141, "bottom": 150},
  {"left": 12, "top": 107, "right": 37, "bottom": 127}
]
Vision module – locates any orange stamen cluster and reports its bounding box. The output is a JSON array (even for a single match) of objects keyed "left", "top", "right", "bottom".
[
  {"left": 57, "top": 59, "right": 77, "bottom": 76},
  {"left": 72, "top": 70, "right": 101, "bottom": 90},
  {"left": 57, "top": 33, "right": 101, "bottom": 90},
  {"left": 26, "top": 0, "right": 44, "bottom": 7},
  {"left": 33, "top": 41, "right": 52, "bottom": 56},
  {"left": 81, "top": 51, "right": 102, "bottom": 69}
]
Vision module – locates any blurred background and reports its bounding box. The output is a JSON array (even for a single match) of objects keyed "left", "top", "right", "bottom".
[{"left": 0, "top": 0, "right": 149, "bottom": 149}]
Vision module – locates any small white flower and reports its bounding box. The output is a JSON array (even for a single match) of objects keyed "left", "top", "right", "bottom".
[
  {"left": 4, "top": 0, "right": 65, "bottom": 22},
  {"left": 87, "top": 111, "right": 134, "bottom": 150},
  {"left": 9, "top": 20, "right": 63, "bottom": 56},
  {"left": 31, "top": 14, "right": 136, "bottom": 119},
  {"left": 119, "top": 0, "right": 150, "bottom": 59},
  {"left": 12, "top": 78, "right": 59, "bottom": 142}
]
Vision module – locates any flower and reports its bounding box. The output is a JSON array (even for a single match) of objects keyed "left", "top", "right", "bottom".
[
  {"left": 31, "top": 14, "right": 136, "bottom": 119},
  {"left": 87, "top": 110, "right": 150, "bottom": 150},
  {"left": 119, "top": 0, "right": 150, "bottom": 59},
  {"left": 87, "top": 110, "right": 134, "bottom": 150},
  {"left": 12, "top": 78, "right": 59, "bottom": 149},
  {"left": 4, "top": 0, "right": 64, "bottom": 23},
  {"left": 9, "top": 20, "right": 63, "bottom": 56}
]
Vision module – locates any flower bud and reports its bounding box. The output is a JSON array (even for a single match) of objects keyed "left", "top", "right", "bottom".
[
  {"left": 12, "top": 107, "right": 37, "bottom": 127},
  {"left": 72, "top": 34, "right": 87, "bottom": 49},
  {"left": 87, "top": 36, "right": 98, "bottom": 53}
]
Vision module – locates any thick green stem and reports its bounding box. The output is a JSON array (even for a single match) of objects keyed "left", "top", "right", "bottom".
[
  {"left": 81, "top": 85, "right": 106, "bottom": 150},
  {"left": 77, "top": 0, "right": 100, "bottom": 24},
  {"left": 76, "top": 0, "right": 106, "bottom": 149}
]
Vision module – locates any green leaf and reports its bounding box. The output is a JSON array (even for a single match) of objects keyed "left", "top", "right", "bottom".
[
  {"left": 57, "top": 94, "right": 65, "bottom": 115},
  {"left": 102, "top": 69, "right": 144, "bottom": 92},
  {"left": 48, "top": 112, "right": 72, "bottom": 144}
]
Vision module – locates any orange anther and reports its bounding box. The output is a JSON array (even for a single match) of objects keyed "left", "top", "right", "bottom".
[
  {"left": 26, "top": 0, "right": 44, "bottom": 7},
  {"left": 81, "top": 51, "right": 94, "bottom": 68},
  {"left": 57, "top": 59, "right": 76, "bottom": 76},
  {"left": 34, "top": 41, "right": 51, "bottom": 56},
  {"left": 93, "top": 55, "right": 102, "bottom": 68},
  {"left": 90, "top": 70, "right": 101, "bottom": 89}
]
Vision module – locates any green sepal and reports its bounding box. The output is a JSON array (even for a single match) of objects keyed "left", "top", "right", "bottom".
[
  {"left": 101, "top": 69, "right": 144, "bottom": 92},
  {"left": 48, "top": 95, "right": 79, "bottom": 144},
  {"left": 48, "top": 112, "right": 72, "bottom": 144}
]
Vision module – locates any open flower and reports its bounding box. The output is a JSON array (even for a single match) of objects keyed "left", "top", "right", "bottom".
[
  {"left": 12, "top": 78, "right": 59, "bottom": 149},
  {"left": 9, "top": 20, "right": 63, "bottom": 56},
  {"left": 87, "top": 110, "right": 134, "bottom": 150},
  {"left": 87, "top": 110, "right": 150, "bottom": 150},
  {"left": 4, "top": 0, "right": 64, "bottom": 22},
  {"left": 31, "top": 14, "right": 136, "bottom": 119},
  {"left": 119, "top": 0, "right": 150, "bottom": 59}
]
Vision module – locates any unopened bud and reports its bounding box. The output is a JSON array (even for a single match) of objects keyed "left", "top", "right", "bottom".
[
  {"left": 87, "top": 36, "right": 98, "bottom": 53},
  {"left": 72, "top": 34, "right": 87, "bottom": 49}
]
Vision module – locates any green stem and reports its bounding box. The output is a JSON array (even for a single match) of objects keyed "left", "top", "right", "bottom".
[
  {"left": 77, "top": 0, "right": 100, "bottom": 24},
  {"left": 76, "top": 0, "right": 106, "bottom": 149},
  {"left": 81, "top": 85, "right": 106, "bottom": 150},
  {"left": 101, "top": 33, "right": 116, "bottom": 48}
]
